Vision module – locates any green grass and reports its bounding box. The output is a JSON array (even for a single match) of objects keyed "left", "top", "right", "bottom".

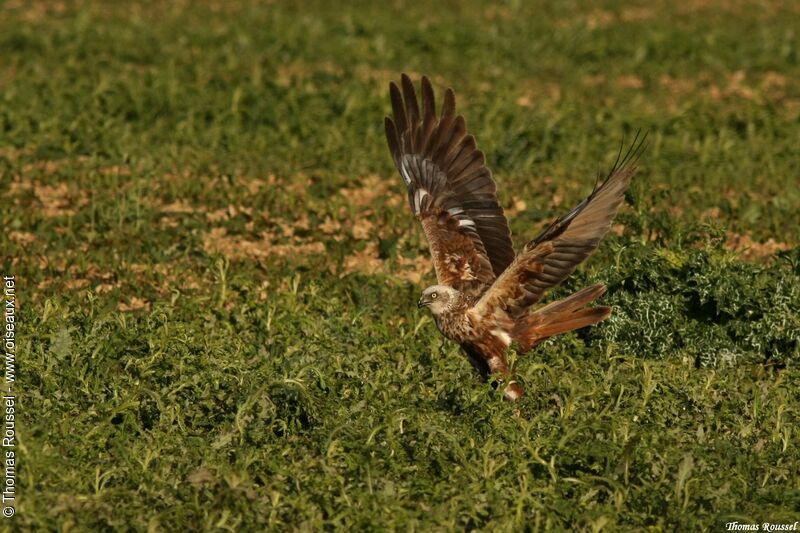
[{"left": 3, "top": 0, "right": 800, "bottom": 530}]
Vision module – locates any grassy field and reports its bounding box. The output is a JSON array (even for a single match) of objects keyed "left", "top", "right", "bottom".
[{"left": 3, "top": 0, "right": 800, "bottom": 530}]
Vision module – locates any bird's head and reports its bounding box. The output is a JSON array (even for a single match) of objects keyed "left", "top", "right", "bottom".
[{"left": 418, "top": 285, "right": 459, "bottom": 316}]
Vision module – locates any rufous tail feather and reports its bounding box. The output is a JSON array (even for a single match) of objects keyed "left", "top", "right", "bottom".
[{"left": 511, "top": 283, "right": 612, "bottom": 351}]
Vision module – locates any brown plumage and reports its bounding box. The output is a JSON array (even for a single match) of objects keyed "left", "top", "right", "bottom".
[{"left": 385, "top": 74, "right": 645, "bottom": 401}]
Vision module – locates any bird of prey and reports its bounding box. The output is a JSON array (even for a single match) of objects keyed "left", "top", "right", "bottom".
[{"left": 384, "top": 74, "right": 645, "bottom": 401}]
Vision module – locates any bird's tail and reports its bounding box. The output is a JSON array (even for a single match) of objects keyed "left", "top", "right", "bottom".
[{"left": 511, "top": 283, "right": 611, "bottom": 352}]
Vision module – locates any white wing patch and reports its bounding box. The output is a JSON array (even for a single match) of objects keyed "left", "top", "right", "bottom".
[
  {"left": 413, "top": 188, "right": 429, "bottom": 213},
  {"left": 491, "top": 329, "right": 512, "bottom": 346},
  {"left": 448, "top": 207, "right": 476, "bottom": 229},
  {"left": 399, "top": 157, "right": 414, "bottom": 186}
]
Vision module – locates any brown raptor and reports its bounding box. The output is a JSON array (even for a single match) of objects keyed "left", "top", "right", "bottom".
[{"left": 384, "top": 74, "right": 644, "bottom": 400}]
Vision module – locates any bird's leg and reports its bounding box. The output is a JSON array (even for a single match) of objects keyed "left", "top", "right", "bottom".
[{"left": 487, "top": 356, "right": 524, "bottom": 401}]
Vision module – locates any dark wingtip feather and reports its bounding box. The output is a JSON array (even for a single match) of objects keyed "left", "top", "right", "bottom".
[
  {"left": 530, "top": 131, "right": 646, "bottom": 247},
  {"left": 421, "top": 76, "right": 435, "bottom": 119},
  {"left": 385, "top": 116, "right": 399, "bottom": 163},
  {"left": 400, "top": 74, "right": 420, "bottom": 125},
  {"left": 604, "top": 129, "right": 648, "bottom": 182},
  {"left": 389, "top": 82, "right": 407, "bottom": 137},
  {"left": 443, "top": 88, "right": 456, "bottom": 117}
]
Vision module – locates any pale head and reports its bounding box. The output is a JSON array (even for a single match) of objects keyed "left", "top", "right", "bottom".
[{"left": 417, "top": 285, "right": 459, "bottom": 316}]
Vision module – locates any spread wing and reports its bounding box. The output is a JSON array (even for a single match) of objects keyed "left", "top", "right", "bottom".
[
  {"left": 474, "top": 133, "right": 646, "bottom": 320},
  {"left": 384, "top": 74, "right": 515, "bottom": 296}
]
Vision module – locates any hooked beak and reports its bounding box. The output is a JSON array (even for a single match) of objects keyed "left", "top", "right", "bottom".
[{"left": 417, "top": 297, "right": 426, "bottom": 308}]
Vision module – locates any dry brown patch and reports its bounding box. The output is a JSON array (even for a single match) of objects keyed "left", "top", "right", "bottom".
[
  {"left": 319, "top": 216, "right": 342, "bottom": 235},
  {"left": 88, "top": 263, "right": 116, "bottom": 280},
  {"left": 22, "top": 156, "right": 90, "bottom": 175},
  {"left": 484, "top": 5, "right": 513, "bottom": 21},
  {"left": 4, "top": 0, "right": 70, "bottom": 23},
  {"left": 275, "top": 61, "right": 340, "bottom": 87},
  {"left": 160, "top": 200, "right": 197, "bottom": 214},
  {"left": 64, "top": 279, "right": 90, "bottom": 290},
  {"left": 517, "top": 80, "right": 562, "bottom": 108},
  {"left": 33, "top": 182, "right": 89, "bottom": 217},
  {"left": 266, "top": 172, "right": 311, "bottom": 195},
  {"left": 8, "top": 231, "right": 37, "bottom": 245},
  {"left": 95, "top": 284, "right": 116, "bottom": 295},
  {"left": 0, "top": 146, "right": 36, "bottom": 161},
  {"left": 708, "top": 71, "right": 757, "bottom": 102},
  {"left": 758, "top": 71, "right": 799, "bottom": 115},
  {"left": 4, "top": 181, "right": 30, "bottom": 200},
  {"left": 256, "top": 280, "right": 270, "bottom": 302},
  {"left": 271, "top": 241, "right": 326, "bottom": 257},
  {"left": 515, "top": 95, "right": 534, "bottom": 108},
  {"left": 118, "top": 297, "right": 150, "bottom": 313},
  {"left": 620, "top": 6, "right": 656, "bottom": 22},
  {"left": 244, "top": 177, "right": 267, "bottom": 195},
  {"left": 657, "top": 70, "right": 796, "bottom": 110},
  {"left": 129, "top": 264, "right": 149, "bottom": 275},
  {"left": 668, "top": 205, "right": 685, "bottom": 216},
  {"left": 617, "top": 75, "right": 645, "bottom": 89},
  {"left": 205, "top": 208, "right": 230, "bottom": 223},
  {"left": 760, "top": 71, "right": 788, "bottom": 95},
  {"left": 38, "top": 254, "right": 67, "bottom": 272},
  {"left": 657, "top": 74, "right": 700, "bottom": 111},
  {"left": 351, "top": 218, "right": 376, "bottom": 241},
  {"left": 94, "top": 283, "right": 117, "bottom": 294},
  {"left": 37, "top": 278, "right": 55, "bottom": 291},
  {"left": 338, "top": 229, "right": 434, "bottom": 283},
  {"left": 202, "top": 227, "right": 325, "bottom": 262},
  {"left": 98, "top": 164, "right": 131, "bottom": 177},
  {"left": 338, "top": 175, "right": 391, "bottom": 207},
  {"left": 327, "top": 174, "right": 403, "bottom": 244},
  {"left": 395, "top": 254, "right": 434, "bottom": 284},
  {"left": 159, "top": 218, "right": 180, "bottom": 229},
  {"left": 659, "top": 74, "right": 697, "bottom": 96},
  {"left": 205, "top": 205, "right": 254, "bottom": 223},
  {"left": 673, "top": 0, "right": 787, "bottom": 15},
  {"left": 586, "top": 9, "right": 615, "bottom": 29},
  {"left": 61, "top": 263, "right": 119, "bottom": 293},
  {"left": 353, "top": 67, "right": 442, "bottom": 88},
  {"left": 725, "top": 232, "right": 793, "bottom": 260},
  {"left": 505, "top": 198, "right": 528, "bottom": 217},
  {"left": 274, "top": 213, "right": 311, "bottom": 240},
  {"left": 582, "top": 74, "right": 607, "bottom": 88},
  {"left": 153, "top": 263, "right": 201, "bottom": 291},
  {"left": 66, "top": 263, "right": 114, "bottom": 279},
  {"left": 340, "top": 242, "right": 384, "bottom": 277}
]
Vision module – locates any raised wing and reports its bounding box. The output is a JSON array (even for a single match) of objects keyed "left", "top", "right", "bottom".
[
  {"left": 384, "top": 74, "right": 515, "bottom": 296},
  {"left": 474, "top": 133, "right": 646, "bottom": 319}
]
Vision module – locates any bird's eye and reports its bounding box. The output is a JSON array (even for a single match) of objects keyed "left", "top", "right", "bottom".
[{"left": 431, "top": 292, "right": 438, "bottom": 299}]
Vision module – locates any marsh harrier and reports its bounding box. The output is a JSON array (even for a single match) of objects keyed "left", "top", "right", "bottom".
[{"left": 384, "top": 74, "right": 644, "bottom": 400}]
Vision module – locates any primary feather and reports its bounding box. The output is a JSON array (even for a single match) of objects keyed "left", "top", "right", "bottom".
[{"left": 385, "top": 74, "right": 515, "bottom": 296}]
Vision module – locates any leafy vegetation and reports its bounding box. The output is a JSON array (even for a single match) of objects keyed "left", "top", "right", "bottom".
[{"left": 2, "top": 0, "right": 799, "bottom": 530}]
